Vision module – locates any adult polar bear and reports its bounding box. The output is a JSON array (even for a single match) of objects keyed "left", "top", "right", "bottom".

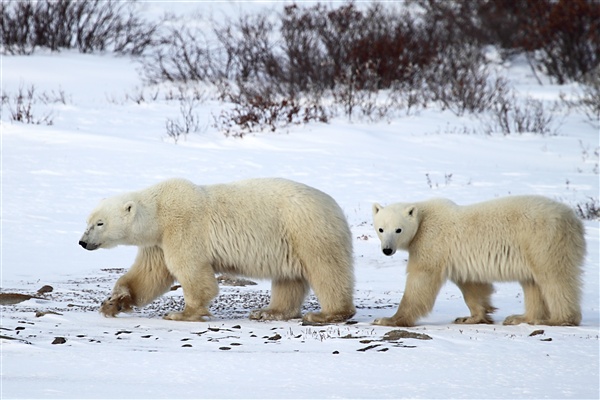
[
  {"left": 79, "top": 178, "right": 355, "bottom": 323},
  {"left": 372, "top": 196, "right": 585, "bottom": 327}
]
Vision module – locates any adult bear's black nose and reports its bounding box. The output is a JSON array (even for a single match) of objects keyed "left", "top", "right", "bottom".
[
  {"left": 79, "top": 240, "right": 88, "bottom": 249},
  {"left": 382, "top": 248, "right": 394, "bottom": 256}
]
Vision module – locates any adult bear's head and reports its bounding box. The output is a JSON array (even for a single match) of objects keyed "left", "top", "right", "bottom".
[{"left": 79, "top": 193, "right": 154, "bottom": 250}]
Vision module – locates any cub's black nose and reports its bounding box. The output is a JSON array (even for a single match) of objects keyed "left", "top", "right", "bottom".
[
  {"left": 79, "top": 240, "right": 87, "bottom": 249},
  {"left": 383, "top": 248, "right": 393, "bottom": 256}
]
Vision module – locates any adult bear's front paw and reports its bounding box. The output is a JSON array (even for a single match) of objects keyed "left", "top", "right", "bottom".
[{"left": 100, "top": 293, "right": 134, "bottom": 317}]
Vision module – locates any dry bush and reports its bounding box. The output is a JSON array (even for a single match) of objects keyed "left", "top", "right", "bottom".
[
  {"left": 411, "top": 0, "right": 600, "bottom": 84},
  {"left": 140, "top": 17, "right": 215, "bottom": 84},
  {"left": 523, "top": 0, "right": 600, "bottom": 84},
  {"left": 2, "top": 84, "right": 57, "bottom": 125},
  {"left": 1, "top": 0, "right": 157, "bottom": 55},
  {"left": 213, "top": 13, "right": 281, "bottom": 84},
  {"left": 575, "top": 197, "right": 600, "bottom": 220},
  {"left": 424, "top": 44, "right": 509, "bottom": 116},
  {"left": 482, "top": 90, "right": 559, "bottom": 136},
  {"left": 561, "top": 69, "right": 600, "bottom": 128},
  {"left": 213, "top": 81, "right": 327, "bottom": 137}
]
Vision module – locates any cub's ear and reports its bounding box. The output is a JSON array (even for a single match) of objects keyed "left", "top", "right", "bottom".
[
  {"left": 123, "top": 201, "right": 136, "bottom": 215},
  {"left": 405, "top": 205, "right": 417, "bottom": 217},
  {"left": 372, "top": 203, "right": 384, "bottom": 216}
]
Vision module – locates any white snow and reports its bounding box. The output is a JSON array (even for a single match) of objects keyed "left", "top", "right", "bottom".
[{"left": 1, "top": 3, "right": 598, "bottom": 399}]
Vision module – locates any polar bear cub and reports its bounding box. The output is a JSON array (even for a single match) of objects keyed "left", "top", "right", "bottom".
[
  {"left": 79, "top": 178, "right": 355, "bottom": 323},
  {"left": 372, "top": 196, "right": 585, "bottom": 327}
]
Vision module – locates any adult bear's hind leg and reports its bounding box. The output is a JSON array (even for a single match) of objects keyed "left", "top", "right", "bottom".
[
  {"left": 249, "top": 278, "right": 308, "bottom": 321},
  {"left": 301, "top": 253, "right": 356, "bottom": 324},
  {"left": 503, "top": 280, "right": 548, "bottom": 325}
]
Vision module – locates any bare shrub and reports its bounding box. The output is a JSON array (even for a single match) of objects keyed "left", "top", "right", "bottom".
[
  {"left": 483, "top": 90, "right": 559, "bottom": 136},
  {"left": 165, "top": 88, "right": 205, "bottom": 143},
  {"left": 575, "top": 197, "right": 600, "bottom": 220},
  {"left": 561, "top": 69, "right": 600, "bottom": 128},
  {"left": 424, "top": 44, "right": 508, "bottom": 116},
  {"left": 411, "top": 0, "right": 600, "bottom": 84},
  {"left": 140, "top": 15, "right": 216, "bottom": 84},
  {"left": 213, "top": 12, "right": 281, "bottom": 84},
  {"left": 3, "top": 84, "right": 55, "bottom": 125},
  {"left": 523, "top": 0, "right": 600, "bottom": 84},
  {"left": 1, "top": 0, "right": 157, "bottom": 55},
  {"left": 213, "top": 81, "right": 327, "bottom": 137}
]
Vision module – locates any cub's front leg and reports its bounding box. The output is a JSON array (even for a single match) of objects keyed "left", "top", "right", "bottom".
[
  {"left": 373, "top": 265, "right": 444, "bottom": 327},
  {"left": 100, "top": 246, "right": 174, "bottom": 317}
]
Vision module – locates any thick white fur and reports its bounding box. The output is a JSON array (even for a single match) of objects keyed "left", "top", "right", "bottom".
[
  {"left": 80, "top": 178, "right": 355, "bottom": 323},
  {"left": 372, "top": 196, "right": 585, "bottom": 327}
]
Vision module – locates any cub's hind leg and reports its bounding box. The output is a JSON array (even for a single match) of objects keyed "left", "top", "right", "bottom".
[{"left": 454, "top": 281, "right": 496, "bottom": 324}]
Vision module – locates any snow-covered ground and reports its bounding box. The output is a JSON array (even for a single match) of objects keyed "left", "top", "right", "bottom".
[{"left": 1, "top": 2, "right": 599, "bottom": 399}]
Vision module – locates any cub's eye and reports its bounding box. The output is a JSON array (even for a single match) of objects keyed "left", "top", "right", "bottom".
[
  {"left": 97, "top": 222, "right": 104, "bottom": 227},
  {"left": 395, "top": 228, "right": 402, "bottom": 233},
  {"left": 378, "top": 228, "right": 383, "bottom": 233}
]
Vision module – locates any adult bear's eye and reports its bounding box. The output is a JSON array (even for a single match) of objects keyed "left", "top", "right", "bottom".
[
  {"left": 378, "top": 228, "right": 384, "bottom": 233},
  {"left": 97, "top": 222, "right": 104, "bottom": 227},
  {"left": 395, "top": 228, "right": 402, "bottom": 233}
]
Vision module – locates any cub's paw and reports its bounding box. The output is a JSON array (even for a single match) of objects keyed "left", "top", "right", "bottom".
[
  {"left": 100, "top": 293, "right": 134, "bottom": 317},
  {"left": 454, "top": 315, "right": 494, "bottom": 324},
  {"left": 249, "top": 308, "right": 300, "bottom": 321},
  {"left": 372, "top": 316, "right": 414, "bottom": 327}
]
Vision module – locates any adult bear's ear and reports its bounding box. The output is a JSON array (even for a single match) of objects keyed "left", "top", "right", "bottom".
[
  {"left": 372, "top": 203, "right": 383, "bottom": 216},
  {"left": 406, "top": 205, "right": 416, "bottom": 217},
  {"left": 124, "top": 201, "right": 136, "bottom": 216}
]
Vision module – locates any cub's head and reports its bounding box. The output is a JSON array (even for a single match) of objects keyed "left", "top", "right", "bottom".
[
  {"left": 372, "top": 202, "right": 419, "bottom": 256},
  {"left": 79, "top": 196, "right": 139, "bottom": 251}
]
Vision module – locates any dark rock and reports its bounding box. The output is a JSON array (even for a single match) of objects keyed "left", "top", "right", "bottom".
[
  {"left": 383, "top": 330, "right": 432, "bottom": 341},
  {"left": 36, "top": 285, "right": 53, "bottom": 295},
  {"left": 52, "top": 337, "right": 67, "bottom": 345}
]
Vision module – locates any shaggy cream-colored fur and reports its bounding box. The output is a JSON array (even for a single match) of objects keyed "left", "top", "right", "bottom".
[
  {"left": 80, "top": 178, "right": 355, "bottom": 323},
  {"left": 372, "top": 196, "right": 585, "bottom": 327}
]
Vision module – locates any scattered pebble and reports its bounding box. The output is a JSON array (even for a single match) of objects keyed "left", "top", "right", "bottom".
[
  {"left": 383, "top": 329, "right": 432, "bottom": 341},
  {"left": 35, "top": 311, "right": 62, "bottom": 318},
  {"left": 357, "top": 344, "right": 381, "bottom": 352},
  {"left": 36, "top": 285, "right": 53, "bottom": 295},
  {"left": 529, "top": 329, "right": 545, "bottom": 337},
  {"left": 52, "top": 337, "right": 66, "bottom": 345}
]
